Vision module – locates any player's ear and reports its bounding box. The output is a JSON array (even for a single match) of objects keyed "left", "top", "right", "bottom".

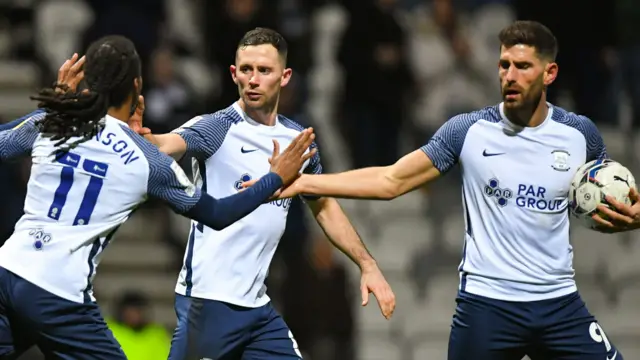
[
  {"left": 280, "top": 68, "right": 292, "bottom": 87},
  {"left": 543, "top": 62, "right": 558, "bottom": 86},
  {"left": 230, "top": 65, "right": 238, "bottom": 84}
]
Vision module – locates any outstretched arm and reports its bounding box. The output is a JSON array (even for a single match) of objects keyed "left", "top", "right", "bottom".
[
  {"left": 130, "top": 111, "right": 229, "bottom": 161},
  {"left": 261, "top": 113, "right": 477, "bottom": 200},
  {"left": 0, "top": 110, "right": 44, "bottom": 132},
  {"left": 293, "top": 149, "right": 440, "bottom": 200},
  {"left": 0, "top": 113, "right": 43, "bottom": 162}
]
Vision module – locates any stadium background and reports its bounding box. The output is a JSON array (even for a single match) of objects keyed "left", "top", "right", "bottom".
[{"left": 0, "top": 0, "right": 639, "bottom": 358}]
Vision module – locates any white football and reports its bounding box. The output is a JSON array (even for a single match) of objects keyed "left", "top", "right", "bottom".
[{"left": 569, "top": 159, "right": 636, "bottom": 228}]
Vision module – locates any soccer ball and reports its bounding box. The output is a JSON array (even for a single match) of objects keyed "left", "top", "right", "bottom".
[{"left": 569, "top": 159, "right": 636, "bottom": 227}]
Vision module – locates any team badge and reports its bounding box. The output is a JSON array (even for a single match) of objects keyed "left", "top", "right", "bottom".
[{"left": 551, "top": 150, "right": 570, "bottom": 172}]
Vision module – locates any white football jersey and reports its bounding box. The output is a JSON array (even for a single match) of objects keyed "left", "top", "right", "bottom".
[
  {"left": 173, "top": 102, "right": 322, "bottom": 308},
  {"left": 0, "top": 112, "right": 201, "bottom": 303},
  {"left": 421, "top": 103, "right": 607, "bottom": 301}
]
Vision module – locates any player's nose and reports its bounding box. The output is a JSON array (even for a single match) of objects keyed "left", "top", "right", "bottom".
[
  {"left": 504, "top": 66, "right": 518, "bottom": 82},
  {"left": 249, "top": 74, "right": 259, "bottom": 86}
]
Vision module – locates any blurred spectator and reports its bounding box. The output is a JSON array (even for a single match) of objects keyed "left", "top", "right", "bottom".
[
  {"left": 612, "top": 0, "right": 640, "bottom": 129},
  {"left": 0, "top": 160, "right": 28, "bottom": 245},
  {"left": 281, "top": 236, "right": 355, "bottom": 360},
  {"left": 203, "top": 0, "right": 278, "bottom": 111},
  {"left": 81, "top": 0, "right": 166, "bottom": 81},
  {"left": 277, "top": 0, "right": 319, "bottom": 76},
  {"left": 337, "top": 0, "right": 414, "bottom": 169},
  {"left": 135, "top": 46, "right": 198, "bottom": 269},
  {"left": 406, "top": 0, "right": 512, "bottom": 143},
  {"left": 0, "top": 117, "right": 29, "bottom": 246},
  {"left": 0, "top": 2, "right": 36, "bottom": 61},
  {"left": 513, "top": 0, "right": 616, "bottom": 125},
  {"left": 144, "top": 47, "right": 199, "bottom": 134},
  {"left": 107, "top": 291, "right": 171, "bottom": 360}
]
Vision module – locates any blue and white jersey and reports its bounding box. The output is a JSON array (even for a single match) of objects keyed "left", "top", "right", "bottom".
[
  {"left": 422, "top": 103, "right": 607, "bottom": 301},
  {"left": 0, "top": 113, "right": 201, "bottom": 303},
  {"left": 172, "top": 102, "right": 322, "bottom": 308}
]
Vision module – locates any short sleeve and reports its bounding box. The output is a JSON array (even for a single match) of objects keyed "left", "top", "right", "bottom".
[
  {"left": 171, "top": 114, "right": 233, "bottom": 160},
  {"left": 303, "top": 141, "right": 322, "bottom": 175},
  {"left": 121, "top": 124, "right": 202, "bottom": 214},
  {"left": 420, "top": 113, "right": 480, "bottom": 173},
  {"left": 579, "top": 115, "right": 607, "bottom": 161}
]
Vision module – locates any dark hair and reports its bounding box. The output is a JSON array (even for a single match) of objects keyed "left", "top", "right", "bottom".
[
  {"left": 498, "top": 21, "right": 558, "bottom": 61},
  {"left": 114, "top": 290, "right": 148, "bottom": 323},
  {"left": 237, "top": 27, "right": 288, "bottom": 63},
  {"left": 31, "top": 35, "right": 141, "bottom": 153}
]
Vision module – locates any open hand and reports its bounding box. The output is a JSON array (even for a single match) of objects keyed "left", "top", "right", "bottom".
[
  {"left": 268, "top": 128, "right": 317, "bottom": 186},
  {"left": 591, "top": 187, "right": 640, "bottom": 233}
]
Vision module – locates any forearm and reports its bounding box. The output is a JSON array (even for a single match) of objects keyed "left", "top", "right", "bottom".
[
  {"left": 298, "top": 167, "right": 398, "bottom": 200},
  {"left": 148, "top": 133, "right": 186, "bottom": 160},
  {"left": 295, "top": 150, "right": 439, "bottom": 200},
  {"left": 310, "top": 197, "right": 376, "bottom": 270},
  {"left": 183, "top": 172, "right": 282, "bottom": 230}
]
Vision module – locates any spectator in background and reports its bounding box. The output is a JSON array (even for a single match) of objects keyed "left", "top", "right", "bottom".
[
  {"left": 142, "top": 47, "right": 200, "bottom": 269},
  {"left": 81, "top": 0, "right": 166, "bottom": 81},
  {"left": 281, "top": 236, "right": 355, "bottom": 360},
  {"left": 337, "top": 0, "right": 414, "bottom": 169},
  {"left": 405, "top": 0, "right": 513, "bottom": 145},
  {"left": 144, "top": 47, "right": 198, "bottom": 136},
  {"left": 0, "top": 160, "right": 28, "bottom": 245},
  {"left": 514, "top": 0, "right": 616, "bottom": 125},
  {"left": 203, "top": 0, "right": 278, "bottom": 112},
  {"left": 107, "top": 291, "right": 171, "bottom": 360},
  {"left": 612, "top": 0, "right": 640, "bottom": 130},
  {"left": 0, "top": 117, "right": 29, "bottom": 246}
]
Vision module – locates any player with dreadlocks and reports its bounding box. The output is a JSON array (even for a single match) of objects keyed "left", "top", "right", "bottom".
[
  {"left": 32, "top": 35, "right": 144, "bottom": 153},
  {"left": 0, "top": 35, "right": 315, "bottom": 358}
]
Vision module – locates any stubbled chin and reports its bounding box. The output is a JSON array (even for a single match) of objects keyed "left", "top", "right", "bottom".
[{"left": 503, "top": 98, "right": 521, "bottom": 106}]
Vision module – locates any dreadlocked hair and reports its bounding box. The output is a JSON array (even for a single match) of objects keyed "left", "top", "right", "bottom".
[{"left": 31, "top": 35, "right": 142, "bottom": 154}]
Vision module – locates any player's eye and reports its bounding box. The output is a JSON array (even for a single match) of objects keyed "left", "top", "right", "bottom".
[{"left": 499, "top": 61, "right": 510, "bottom": 70}]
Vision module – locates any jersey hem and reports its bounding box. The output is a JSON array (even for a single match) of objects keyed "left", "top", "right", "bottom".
[
  {"left": 174, "top": 286, "right": 270, "bottom": 308},
  {"left": 463, "top": 280, "right": 578, "bottom": 302},
  {"left": 0, "top": 262, "right": 89, "bottom": 304}
]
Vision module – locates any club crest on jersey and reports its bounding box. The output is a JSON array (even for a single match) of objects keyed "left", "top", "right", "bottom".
[
  {"left": 234, "top": 173, "right": 253, "bottom": 191},
  {"left": 29, "top": 228, "right": 52, "bottom": 251},
  {"left": 234, "top": 173, "right": 292, "bottom": 209},
  {"left": 551, "top": 150, "right": 570, "bottom": 172}
]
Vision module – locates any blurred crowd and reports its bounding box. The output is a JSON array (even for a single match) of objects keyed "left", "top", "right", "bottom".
[{"left": 0, "top": 0, "right": 639, "bottom": 359}]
